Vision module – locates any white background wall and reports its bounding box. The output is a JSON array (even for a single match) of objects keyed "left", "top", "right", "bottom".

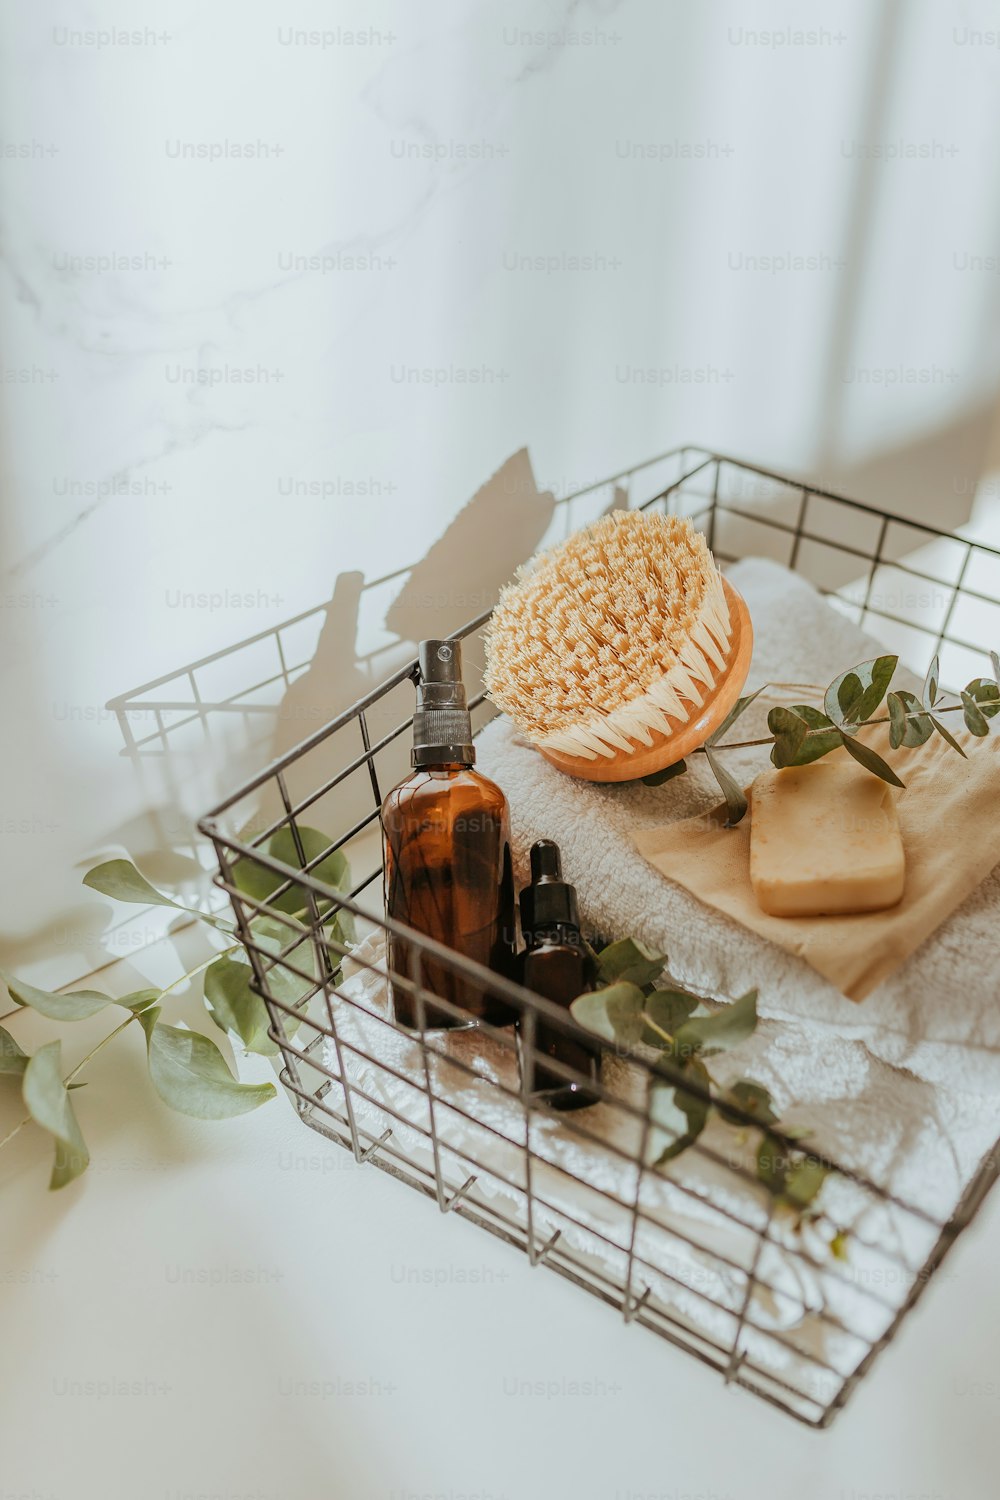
[{"left": 4, "top": 4, "right": 1000, "bottom": 1498}]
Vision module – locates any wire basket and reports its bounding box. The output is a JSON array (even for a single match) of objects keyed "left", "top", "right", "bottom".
[{"left": 199, "top": 447, "right": 1000, "bottom": 1428}]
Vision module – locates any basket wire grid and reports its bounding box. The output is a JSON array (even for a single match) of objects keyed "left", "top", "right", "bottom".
[{"left": 199, "top": 447, "right": 1000, "bottom": 1429}]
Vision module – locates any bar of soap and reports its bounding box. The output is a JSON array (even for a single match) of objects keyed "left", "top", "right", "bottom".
[{"left": 749, "top": 760, "right": 905, "bottom": 917}]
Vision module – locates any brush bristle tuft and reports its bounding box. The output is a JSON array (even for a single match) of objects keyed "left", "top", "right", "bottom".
[{"left": 483, "top": 511, "right": 732, "bottom": 759}]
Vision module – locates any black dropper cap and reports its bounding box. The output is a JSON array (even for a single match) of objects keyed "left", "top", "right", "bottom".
[
  {"left": 411, "top": 639, "right": 475, "bottom": 768},
  {"left": 519, "top": 840, "right": 580, "bottom": 940}
]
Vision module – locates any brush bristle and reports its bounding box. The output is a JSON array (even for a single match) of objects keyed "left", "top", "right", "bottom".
[{"left": 483, "top": 511, "right": 732, "bottom": 760}]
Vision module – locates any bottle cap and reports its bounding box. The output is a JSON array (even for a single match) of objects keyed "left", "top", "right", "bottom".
[
  {"left": 520, "top": 839, "right": 580, "bottom": 938},
  {"left": 411, "top": 639, "right": 476, "bottom": 767}
]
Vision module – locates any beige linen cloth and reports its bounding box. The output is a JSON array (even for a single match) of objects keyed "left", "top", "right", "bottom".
[{"left": 632, "top": 729, "right": 1000, "bottom": 1002}]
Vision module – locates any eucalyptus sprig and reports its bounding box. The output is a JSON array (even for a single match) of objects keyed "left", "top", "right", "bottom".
[
  {"left": 640, "top": 650, "right": 1000, "bottom": 824},
  {"left": 0, "top": 827, "right": 352, "bottom": 1189},
  {"left": 570, "top": 938, "right": 837, "bottom": 1234}
]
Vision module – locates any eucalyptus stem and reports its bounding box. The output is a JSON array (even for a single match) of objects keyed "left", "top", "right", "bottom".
[
  {"left": 155, "top": 945, "right": 239, "bottom": 1001},
  {"left": 63, "top": 1013, "right": 137, "bottom": 1085},
  {"left": 641, "top": 1012, "right": 676, "bottom": 1048},
  {"left": 0, "top": 1116, "right": 28, "bottom": 1150},
  {"left": 678, "top": 652, "right": 1000, "bottom": 817},
  {"left": 0, "top": 944, "right": 241, "bottom": 1157},
  {"left": 2, "top": 835, "right": 344, "bottom": 1187},
  {"left": 703, "top": 696, "right": 970, "bottom": 755}
]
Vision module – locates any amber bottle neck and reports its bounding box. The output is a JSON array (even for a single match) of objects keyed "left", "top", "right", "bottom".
[{"left": 524, "top": 923, "right": 585, "bottom": 951}]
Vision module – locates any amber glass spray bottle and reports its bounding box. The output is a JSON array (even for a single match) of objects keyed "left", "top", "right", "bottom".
[
  {"left": 382, "top": 639, "right": 516, "bottom": 1030},
  {"left": 519, "top": 840, "right": 601, "bottom": 1110}
]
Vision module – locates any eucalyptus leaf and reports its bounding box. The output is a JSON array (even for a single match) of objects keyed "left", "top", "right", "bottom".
[
  {"left": 964, "top": 676, "right": 1000, "bottom": 723},
  {"left": 756, "top": 1137, "right": 830, "bottom": 1210},
  {"left": 137, "top": 1008, "right": 276, "bottom": 1119},
  {"left": 642, "top": 988, "right": 700, "bottom": 1046},
  {"left": 991, "top": 651, "right": 1000, "bottom": 687},
  {"left": 204, "top": 935, "right": 309, "bottom": 1055},
  {"left": 830, "top": 1230, "right": 850, "bottom": 1261},
  {"left": 718, "top": 1078, "right": 779, "bottom": 1127},
  {"left": 82, "top": 859, "right": 231, "bottom": 931},
  {"left": 569, "top": 982, "right": 645, "bottom": 1047},
  {"left": 835, "top": 671, "right": 863, "bottom": 722},
  {"left": 596, "top": 937, "right": 666, "bottom": 988},
  {"left": 0, "top": 1023, "right": 29, "bottom": 1077},
  {"left": 83, "top": 859, "right": 182, "bottom": 909},
  {"left": 1, "top": 969, "right": 116, "bottom": 1022},
  {"left": 651, "top": 1057, "right": 711, "bottom": 1165},
  {"left": 121, "top": 989, "right": 162, "bottom": 1013},
  {"left": 857, "top": 656, "right": 899, "bottom": 719},
  {"left": 756, "top": 1134, "right": 787, "bottom": 1194},
  {"left": 930, "top": 714, "right": 968, "bottom": 758},
  {"left": 253, "top": 915, "right": 325, "bottom": 1000},
  {"left": 783, "top": 1156, "right": 831, "bottom": 1209},
  {"left": 788, "top": 704, "right": 843, "bottom": 763},
  {"left": 233, "top": 826, "right": 351, "bottom": 922},
  {"left": 204, "top": 953, "right": 279, "bottom": 1057},
  {"left": 22, "top": 1041, "right": 89, "bottom": 1189},
  {"left": 673, "top": 989, "right": 758, "bottom": 1059},
  {"left": 641, "top": 759, "right": 688, "bottom": 787},
  {"left": 766, "top": 706, "right": 807, "bottom": 767},
  {"left": 329, "top": 906, "right": 357, "bottom": 951},
  {"left": 825, "top": 656, "right": 897, "bottom": 731},
  {"left": 703, "top": 746, "right": 747, "bottom": 826},
  {"left": 768, "top": 706, "right": 842, "bottom": 768},
  {"left": 791, "top": 704, "right": 838, "bottom": 732},
  {"left": 961, "top": 691, "right": 990, "bottom": 737},
  {"left": 887, "top": 690, "right": 933, "bottom": 749},
  {"left": 922, "top": 653, "right": 941, "bottom": 710},
  {"left": 649, "top": 1084, "right": 690, "bottom": 1160},
  {"left": 841, "top": 734, "right": 905, "bottom": 787}
]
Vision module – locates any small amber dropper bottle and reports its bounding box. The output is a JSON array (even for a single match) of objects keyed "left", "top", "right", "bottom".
[
  {"left": 382, "top": 639, "right": 516, "bottom": 1030},
  {"left": 519, "top": 840, "right": 601, "bottom": 1110}
]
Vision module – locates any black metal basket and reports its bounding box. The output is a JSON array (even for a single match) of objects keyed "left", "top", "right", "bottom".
[{"left": 199, "top": 447, "right": 1000, "bottom": 1428}]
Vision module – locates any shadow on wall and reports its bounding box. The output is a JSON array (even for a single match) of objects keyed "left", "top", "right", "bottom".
[
  {"left": 254, "top": 448, "right": 558, "bottom": 847},
  {"left": 272, "top": 444, "right": 558, "bottom": 761},
  {"left": 818, "top": 396, "right": 1000, "bottom": 535},
  {"left": 4, "top": 445, "right": 633, "bottom": 979},
  {"left": 95, "top": 449, "right": 557, "bottom": 897}
]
